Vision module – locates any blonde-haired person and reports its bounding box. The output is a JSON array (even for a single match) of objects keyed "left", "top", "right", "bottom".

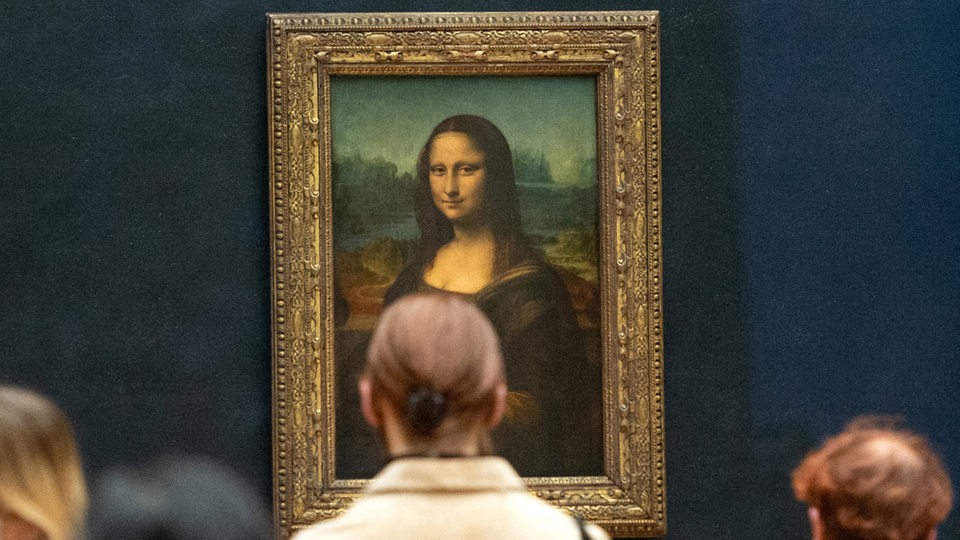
[
  {"left": 293, "top": 293, "right": 609, "bottom": 540},
  {"left": 0, "top": 385, "right": 87, "bottom": 540},
  {"left": 792, "top": 416, "right": 953, "bottom": 540}
]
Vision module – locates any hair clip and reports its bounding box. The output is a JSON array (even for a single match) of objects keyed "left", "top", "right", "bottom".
[{"left": 407, "top": 387, "right": 447, "bottom": 435}]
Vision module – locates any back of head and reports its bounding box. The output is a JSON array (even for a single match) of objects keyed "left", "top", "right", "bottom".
[
  {"left": 0, "top": 385, "right": 87, "bottom": 540},
  {"left": 792, "top": 416, "right": 953, "bottom": 540},
  {"left": 365, "top": 293, "right": 505, "bottom": 443}
]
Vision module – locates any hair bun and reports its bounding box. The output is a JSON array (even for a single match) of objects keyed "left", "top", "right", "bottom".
[{"left": 407, "top": 387, "right": 447, "bottom": 435}]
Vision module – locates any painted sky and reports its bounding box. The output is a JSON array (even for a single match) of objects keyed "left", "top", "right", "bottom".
[{"left": 329, "top": 75, "right": 597, "bottom": 186}]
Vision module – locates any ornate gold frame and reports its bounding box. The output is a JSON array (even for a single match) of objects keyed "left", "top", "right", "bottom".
[{"left": 267, "top": 11, "right": 664, "bottom": 538}]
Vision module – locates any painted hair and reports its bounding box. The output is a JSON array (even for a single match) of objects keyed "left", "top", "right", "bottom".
[
  {"left": 0, "top": 385, "right": 88, "bottom": 540},
  {"left": 792, "top": 416, "right": 953, "bottom": 540},
  {"left": 413, "top": 114, "right": 531, "bottom": 274},
  {"left": 365, "top": 293, "right": 505, "bottom": 442}
]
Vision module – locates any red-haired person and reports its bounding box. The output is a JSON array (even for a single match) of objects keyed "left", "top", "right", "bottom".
[
  {"left": 792, "top": 417, "right": 953, "bottom": 540},
  {"left": 293, "top": 293, "right": 609, "bottom": 540}
]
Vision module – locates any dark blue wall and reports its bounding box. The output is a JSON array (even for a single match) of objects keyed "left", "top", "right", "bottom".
[
  {"left": 2, "top": 1, "right": 957, "bottom": 538},
  {"left": 732, "top": 3, "right": 960, "bottom": 538}
]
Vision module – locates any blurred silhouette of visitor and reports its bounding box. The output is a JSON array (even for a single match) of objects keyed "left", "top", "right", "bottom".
[
  {"left": 0, "top": 385, "right": 88, "bottom": 540},
  {"left": 293, "top": 293, "right": 609, "bottom": 539},
  {"left": 86, "top": 455, "right": 271, "bottom": 540},
  {"left": 792, "top": 416, "right": 953, "bottom": 540}
]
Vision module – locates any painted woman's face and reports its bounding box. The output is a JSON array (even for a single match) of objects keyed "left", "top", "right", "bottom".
[{"left": 428, "top": 132, "right": 487, "bottom": 226}]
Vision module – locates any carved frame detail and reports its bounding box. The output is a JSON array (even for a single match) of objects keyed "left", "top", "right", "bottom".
[{"left": 267, "top": 11, "right": 664, "bottom": 538}]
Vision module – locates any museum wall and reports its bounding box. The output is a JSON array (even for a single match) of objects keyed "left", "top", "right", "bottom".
[{"left": 1, "top": 1, "right": 957, "bottom": 538}]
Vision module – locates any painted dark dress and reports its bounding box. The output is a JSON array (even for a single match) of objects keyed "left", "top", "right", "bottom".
[{"left": 385, "top": 258, "right": 603, "bottom": 477}]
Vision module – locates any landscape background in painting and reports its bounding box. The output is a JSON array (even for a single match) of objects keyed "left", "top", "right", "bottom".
[{"left": 330, "top": 75, "right": 599, "bottom": 330}]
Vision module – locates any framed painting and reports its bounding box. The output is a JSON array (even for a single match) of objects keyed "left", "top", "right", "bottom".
[{"left": 267, "top": 11, "right": 664, "bottom": 538}]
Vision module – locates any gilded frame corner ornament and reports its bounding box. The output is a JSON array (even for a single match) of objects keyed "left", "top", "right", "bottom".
[{"left": 267, "top": 11, "right": 664, "bottom": 538}]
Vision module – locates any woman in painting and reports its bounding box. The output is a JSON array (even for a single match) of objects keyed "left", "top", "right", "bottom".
[{"left": 384, "top": 114, "right": 602, "bottom": 476}]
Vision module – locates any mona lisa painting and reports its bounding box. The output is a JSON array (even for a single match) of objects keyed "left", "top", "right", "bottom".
[
  {"left": 331, "top": 78, "right": 603, "bottom": 481},
  {"left": 268, "top": 11, "right": 664, "bottom": 538}
]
